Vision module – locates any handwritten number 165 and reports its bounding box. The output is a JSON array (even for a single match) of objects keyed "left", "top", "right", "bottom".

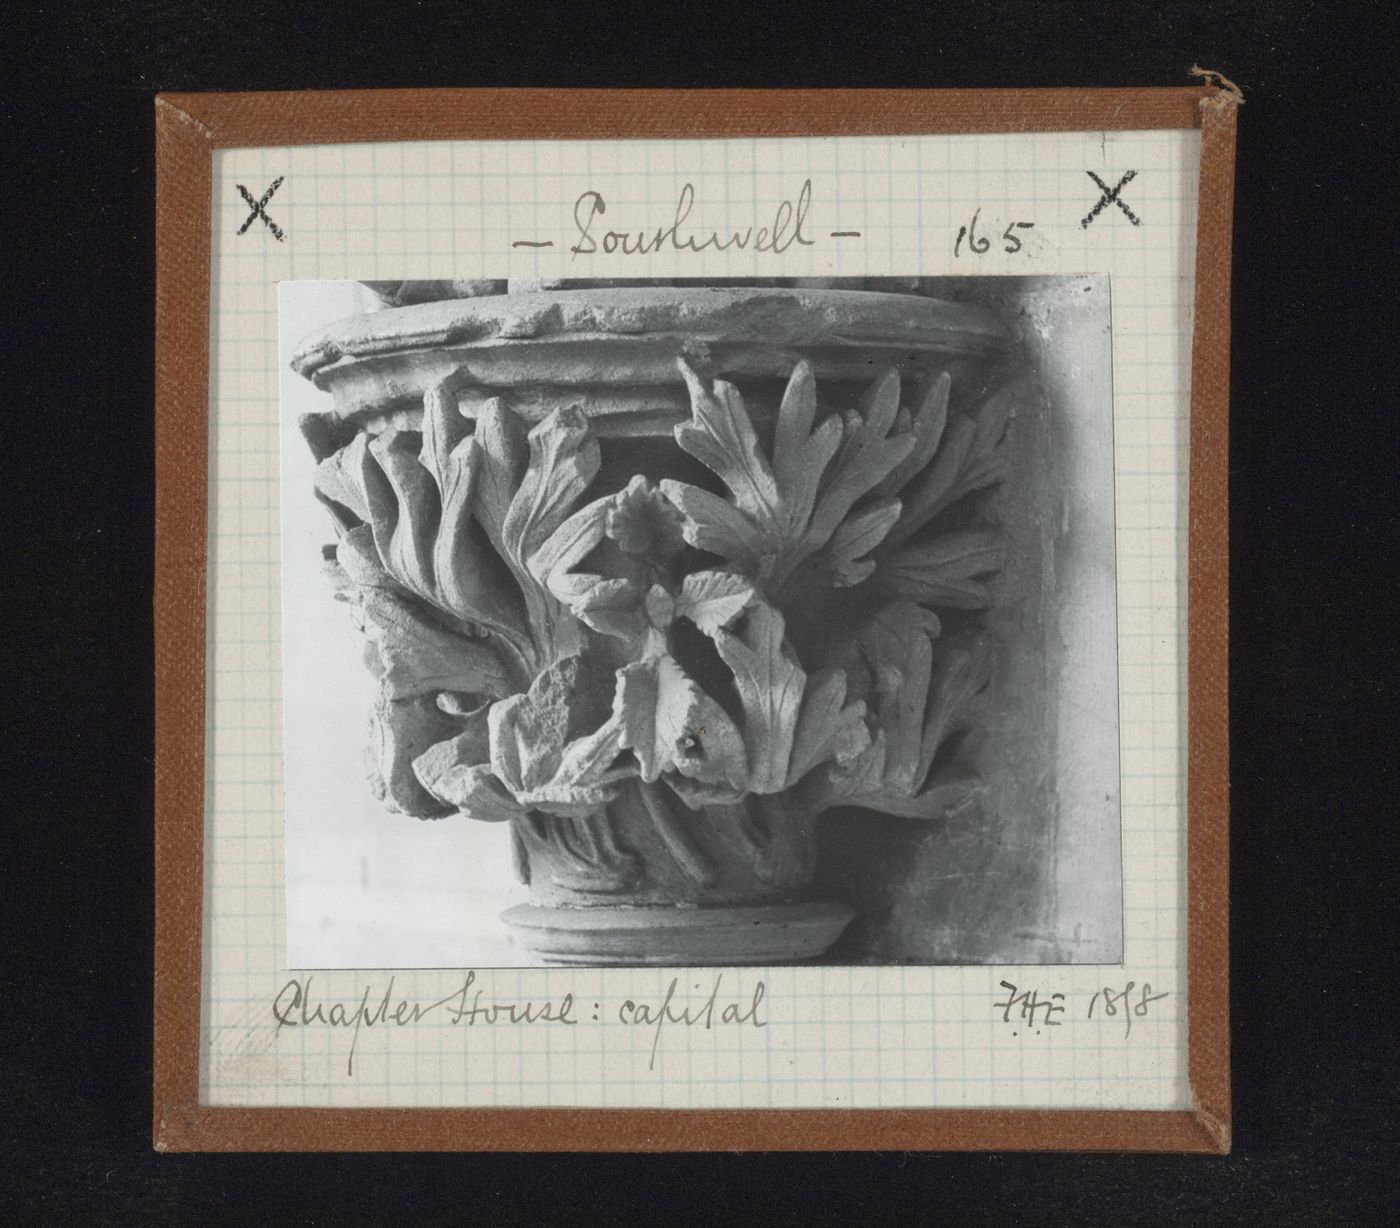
[{"left": 954, "top": 209, "right": 1035, "bottom": 257}]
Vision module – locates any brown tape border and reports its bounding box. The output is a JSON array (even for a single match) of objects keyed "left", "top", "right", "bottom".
[{"left": 154, "top": 87, "right": 1234, "bottom": 1153}]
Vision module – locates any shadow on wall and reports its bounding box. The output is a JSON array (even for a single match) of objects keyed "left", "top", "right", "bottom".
[{"left": 816, "top": 277, "right": 1122, "bottom": 965}]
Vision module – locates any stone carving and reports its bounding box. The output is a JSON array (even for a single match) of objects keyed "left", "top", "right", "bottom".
[{"left": 295, "top": 284, "right": 1014, "bottom": 964}]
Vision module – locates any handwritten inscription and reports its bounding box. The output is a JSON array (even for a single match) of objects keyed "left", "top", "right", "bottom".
[
  {"left": 619, "top": 975, "right": 767, "bottom": 1071},
  {"left": 993, "top": 981, "right": 1067, "bottom": 1035},
  {"left": 570, "top": 180, "right": 816, "bottom": 258},
  {"left": 1087, "top": 981, "right": 1169, "bottom": 1038},
  {"left": 274, "top": 972, "right": 575, "bottom": 1075},
  {"left": 953, "top": 208, "right": 1035, "bottom": 257},
  {"left": 273, "top": 972, "right": 766, "bottom": 1076},
  {"left": 996, "top": 979, "right": 1170, "bottom": 1038},
  {"left": 270, "top": 972, "right": 1166, "bottom": 1077}
]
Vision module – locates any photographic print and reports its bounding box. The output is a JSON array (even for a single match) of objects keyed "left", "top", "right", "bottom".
[{"left": 280, "top": 276, "right": 1122, "bottom": 970}]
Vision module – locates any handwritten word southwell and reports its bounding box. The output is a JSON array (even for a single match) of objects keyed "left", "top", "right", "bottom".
[{"left": 571, "top": 180, "right": 816, "bottom": 258}]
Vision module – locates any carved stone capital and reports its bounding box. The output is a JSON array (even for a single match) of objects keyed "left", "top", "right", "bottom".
[{"left": 293, "top": 283, "right": 1016, "bottom": 965}]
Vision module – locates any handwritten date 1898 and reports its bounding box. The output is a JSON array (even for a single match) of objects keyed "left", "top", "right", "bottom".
[
  {"left": 1087, "top": 981, "right": 1170, "bottom": 1039},
  {"left": 995, "top": 980, "right": 1170, "bottom": 1039}
]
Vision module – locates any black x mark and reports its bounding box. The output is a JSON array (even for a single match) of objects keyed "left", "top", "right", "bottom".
[
  {"left": 237, "top": 177, "right": 285, "bottom": 241},
  {"left": 1081, "top": 170, "right": 1141, "bottom": 229}
]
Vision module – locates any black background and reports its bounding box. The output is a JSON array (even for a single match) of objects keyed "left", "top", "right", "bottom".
[{"left": 3, "top": 0, "right": 1394, "bottom": 1222}]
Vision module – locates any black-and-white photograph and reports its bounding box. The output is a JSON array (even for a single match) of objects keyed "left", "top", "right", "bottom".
[{"left": 280, "top": 277, "right": 1122, "bottom": 969}]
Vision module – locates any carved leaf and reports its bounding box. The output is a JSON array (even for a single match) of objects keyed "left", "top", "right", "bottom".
[
  {"left": 483, "top": 404, "right": 600, "bottom": 662},
  {"left": 805, "top": 369, "right": 912, "bottom": 550},
  {"left": 605, "top": 474, "right": 687, "bottom": 566},
  {"left": 615, "top": 654, "right": 747, "bottom": 790},
  {"left": 712, "top": 604, "right": 806, "bottom": 794},
  {"left": 507, "top": 406, "right": 601, "bottom": 570},
  {"left": 470, "top": 397, "right": 529, "bottom": 554},
  {"left": 916, "top": 647, "right": 989, "bottom": 785},
  {"left": 333, "top": 524, "right": 397, "bottom": 590},
  {"left": 414, "top": 762, "right": 528, "bottom": 824},
  {"left": 826, "top": 725, "right": 888, "bottom": 800},
  {"left": 366, "top": 431, "right": 439, "bottom": 597},
  {"left": 549, "top": 574, "right": 648, "bottom": 642},
  {"left": 419, "top": 386, "right": 522, "bottom": 634},
  {"left": 664, "top": 359, "right": 913, "bottom": 603},
  {"left": 535, "top": 483, "right": 661, "bottom": 643},
  {"left": 418, "top": 376, "right": 471, "bottom": 498},
  {"left": 314, "top": 431, "right": 373, "bottom": 522},
  {"left": 656, "top": 481, "right": 768, "bottom": 573},
  {"left": 413, "top": 674, "right": 636, "bottom": 827},
  {"left": 784, "top": 668, "right": 870, "bottom": 788},
  {"left": 877, "top": 529, "right": 1004, "bottom": 609},
  {"left": 807, "top": 601, "right": 989, "bottom": 821},
  {"left": 486, "top": 656, "right": 634, "bottom": 819},
  {"left": 344, "top": 582, "right": 513, "bottom": 702},
  {"left": 623, "top": 596, "right": 871, "bottom": 798},
  {"left": 876, "top": 371, "right": 950, "bottom": 497},
  {"left": 410, "top": 703, "right": 496, "bottom": 819},
  {"left": 882, "top": 376, "right": 1017, "bottom": 550},
  {"left": 674, "top": 361, "right": 781, "bottom": 522},
  {"left": 863, "top": 603, "right": 940, "bottom": 794},
  {"left": 527, "top": 498, "right": 609, "bottom": 594},
  {"left": 366, "top": 689, "right": 464, "bottom": 819},
  {"left": 317, "top": 392, "right": 529, "bottom": 662},
  {"left": 545, "top": 470, "right": 753, "bottom": 647},
  {"left": 771, "top": 360, "right": 844, "bottom": 538},
  {"left": 536, "top": 719, "right": 630, "bottom": 805},
  {"left": 824, "top": 497, "right": 903, "bottom": 587},
  {"left": 671, "top": 570, "right": 754, "bottom": 636}
]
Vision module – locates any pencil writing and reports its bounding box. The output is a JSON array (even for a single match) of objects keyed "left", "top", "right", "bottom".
[
  {"left": 272, "top": 972, "right": 575, "bottom": 1075},
  {"left": 570, "top": 180, "right": 815, "bottom": 258}
]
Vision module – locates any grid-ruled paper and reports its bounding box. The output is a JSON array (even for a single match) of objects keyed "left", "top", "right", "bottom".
[{"left": 203, "top": 131, "right": 1198, "bottom": 1109}]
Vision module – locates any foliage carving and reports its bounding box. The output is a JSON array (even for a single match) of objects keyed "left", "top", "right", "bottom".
[{"left": 313, "top": 346, "right": 1012, "bottom": 890}]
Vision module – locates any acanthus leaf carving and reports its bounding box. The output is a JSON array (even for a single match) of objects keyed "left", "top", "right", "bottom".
[
  {"left": 661, "top": 359, "right": 915, "bottom": 604},
  {"left": 512, "top": 812, "right": 641, "bottom": 894},
  {"left": 615, "top": 653, "right": 747, "bottom": 791},
  {"left": 483, "top": 655, "right": 634, "bottom": 821},
  {"left": 366, "top": 690, "right": 465, "bottom": 820},
  {"left": 475, "top": 398, "right": 598, "bottom": 667},
  {"left": 307, "top": 323, "right": 1015, "bottom": 911},
  {"left": 877, "top": 374, "right": 1018, "bottom": 553},
  {"left": 876, "top": 528, "right": 1004, "bottom": 609},
  {"left": 410, "top": 706, "right": 521, "bottom": 823},
  {"left": 798, "top": 601, "right": 991, "bottom": 821},
  {"left": 710, "top": 602, "right": 811, "bottom": 796},
  {"left": 322, "top": 533, "right": 515, "bottom": 706}
]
